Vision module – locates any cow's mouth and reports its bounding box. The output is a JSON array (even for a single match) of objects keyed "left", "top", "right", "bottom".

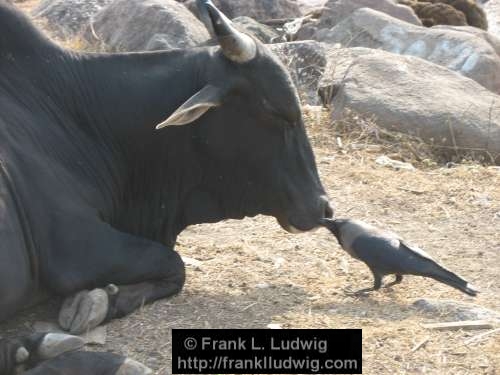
[
  {"left": 277, "top": 218, "right": 306, "bottom": 233},
  {"left": 277, "top": 197, "right": 334, "bottom": 233}
]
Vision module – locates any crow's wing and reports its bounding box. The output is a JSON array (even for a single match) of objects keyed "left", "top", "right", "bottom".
[
  {"left": 399, "top": 240, "right": 435, "bottom": 261},
  {"left": 352, "top": 234, "right": 437, "bottom": 276}
]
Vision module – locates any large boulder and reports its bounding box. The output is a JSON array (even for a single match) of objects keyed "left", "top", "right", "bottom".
[
  {"left": 84, "top": 0, "right": 210, "bottom": 52},
  {"left": 319, "top": 47, "right": 500, "bottom": 162},
  {"left": 33, "top": 0, "right": 113, "bottom": 39},
  {"left": 484, "top": 0, "right": 500, "bottom": 38},
  {"left": 432, "top": 24, "right": 500, "bottom": 56},
  {"left": 317, "top": 8, "right": 500, "bottom": 93},
  {"left": 232, "top": 16, "right": 280, "bottom": 43},
  {"left": 270, "top": 41, "right": 327, "bottom": 104},
  {"left": 184, "top": 0, "right": 301, "bottom": 21},
  {"left": 297, "top": 0, "right": 327, "bottom": 13},
  {"left": 316, "top": 0, "right": 421, "bottom": 30}
]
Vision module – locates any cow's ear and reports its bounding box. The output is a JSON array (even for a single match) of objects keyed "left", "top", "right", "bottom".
[{"left": 155, "top": 85, "right": 224, "bottom": 129}]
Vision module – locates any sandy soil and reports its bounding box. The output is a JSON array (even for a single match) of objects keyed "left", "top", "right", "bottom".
[{"left": 2, "top": 2, "right": 500, "bottom": 374}]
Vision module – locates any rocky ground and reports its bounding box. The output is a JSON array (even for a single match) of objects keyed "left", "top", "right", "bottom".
[
  {"left": 2, "top": 108, "right": 499, "bottom": 374},
  {"left": 3, "top": 1, "right": 500, "bottom": 374}
]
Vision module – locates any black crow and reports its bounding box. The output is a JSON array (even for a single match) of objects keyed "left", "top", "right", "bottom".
[{"left": 322, "top": 218, "right": 478, "bottom": 296}]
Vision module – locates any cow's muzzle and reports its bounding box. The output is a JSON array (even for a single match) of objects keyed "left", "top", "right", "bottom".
[{"left": 279, "top": 195, "right": 334, "bottom": 233}]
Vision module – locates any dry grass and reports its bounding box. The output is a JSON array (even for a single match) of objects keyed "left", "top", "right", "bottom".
[
  {"left": 3, "top": 2, "right": 500, "bottom": 374},
  {"left": 307, "top": 105, "right": 500, "bottom": 167}
]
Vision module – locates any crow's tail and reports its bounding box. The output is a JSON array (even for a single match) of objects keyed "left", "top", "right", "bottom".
[{"left": 427, "top": 263, "right": 478, "bottom": 296}]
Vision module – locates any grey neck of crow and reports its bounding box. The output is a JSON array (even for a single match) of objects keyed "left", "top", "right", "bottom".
[
  {"left": 325, "top": 219, "right": 366, "bottom": 254},
  {"left": 0, "top": 4, "right": 262, "bottom": 247},
  {"left": 322, "top": 219, "right": 342, "bottom": 240}
]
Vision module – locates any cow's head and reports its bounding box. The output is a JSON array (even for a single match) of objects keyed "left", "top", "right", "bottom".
[{"left": 156, "top": 0, "right": 333, "bottom": 232}]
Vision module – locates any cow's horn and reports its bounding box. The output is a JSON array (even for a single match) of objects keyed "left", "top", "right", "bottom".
[{"left": 203, "top": 1, "right": 257, "bottom": 63}]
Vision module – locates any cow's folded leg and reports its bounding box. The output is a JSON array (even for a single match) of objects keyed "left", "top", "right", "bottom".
[
  {"left": 47, "top": 215, "right": 186, "bottom": 334},
  {"left": 106, "top": 276, "right": 185, "bottom": 321},
  {"left": 57, "top": 259, "right": 184, "bottom": 334},
  {"left": 1, "top": 333, "right": 84, "bottom": 374},
  {"left": 26, "top": 333, "right": 85, "bottom": 364},
  {"left": 0, "top": 337, "right": 29, "bottom": 375},
  {"left": 23, "top": 351, "right": 152, "bottom": 375}
]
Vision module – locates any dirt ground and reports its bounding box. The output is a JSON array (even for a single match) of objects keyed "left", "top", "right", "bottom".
[{"left": 2, "top": 2, "right": 500, "bottom": 374}]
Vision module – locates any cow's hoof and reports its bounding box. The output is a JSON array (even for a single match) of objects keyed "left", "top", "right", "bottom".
[
  {"left": 105, "top": 283, "right": 119, "bottom": 295},
  {"left": 15, "top": 346, "right": 29, "bottom": 363},
  {"left": 0, "top": 339, "right": 29, "bottom": 375},
  {"left": 116, "top": 358, "right": 153, "bottom": 375},
  {"left": 38, "top": 333, "right": 85, "bottom": 360},
  {"left": 59, "top": 288, "right": 110, "bottom": 334}
]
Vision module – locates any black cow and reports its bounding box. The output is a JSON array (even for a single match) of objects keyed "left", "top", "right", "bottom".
[{"left": 0, "top": 0, "right": 332, "bottom": 356}]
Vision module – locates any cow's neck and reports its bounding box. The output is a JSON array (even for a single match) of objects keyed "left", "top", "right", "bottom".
[
  {"left": 74, "top": 49, "right": 208, "bottom": 143},
  {"left": 2, "top": 3, "right": 249, "bottom": 246},
  {"left": 73, "top": 49, "right": 227, "bottom": 246}
]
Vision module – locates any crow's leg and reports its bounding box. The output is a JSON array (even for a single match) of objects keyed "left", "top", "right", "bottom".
[
  {"left": 344, "top": 271, "right": 382, "bottom": 296},
  {"left": 371, "top": 272, "right": 383, "bottom": 290},
  {"left": 384, "top": 274, "right": 403, "bottom": 288}
]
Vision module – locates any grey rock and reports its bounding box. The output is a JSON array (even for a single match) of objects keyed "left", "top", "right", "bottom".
[
  {"left": 297, "top": 0, "right": 327, "bottom": 14},
  {"left": 185, "top": 0, "right": 301, "bottom": 21},
  {"left": 270, "top": 41, "right": 328, "bottom": 104},
  {"left": 432, "top": 24, "right": 500, "bottom": 56},
  {"left": 85, "top": 0, "right": 210, "bottom": 52},
  {"left": 319, "top": 47, "right": 500, "bottom": 161},
  {"left": 145, "top": 34, "right": 179, "bottom": 52},
  {"left": 296, "top": 23, "right": 319, "bottom": 40},
  {"left": 316, "top": 0, "right": 421, "bottom": 30},
  {"left": 232, "top": 16, "right": 280, "bottom": 43},
  {"left": 33, "top": 0, "right": 113, "bottom": 39},
  {"left": 318, "top": 8, "right": 500, "bottom": 93},
  {"left": 414, "top": 299, "right": 500, "bottom": 322},
  {"left": 484, "top": 0, "right": 500, "bottom": 38}
]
